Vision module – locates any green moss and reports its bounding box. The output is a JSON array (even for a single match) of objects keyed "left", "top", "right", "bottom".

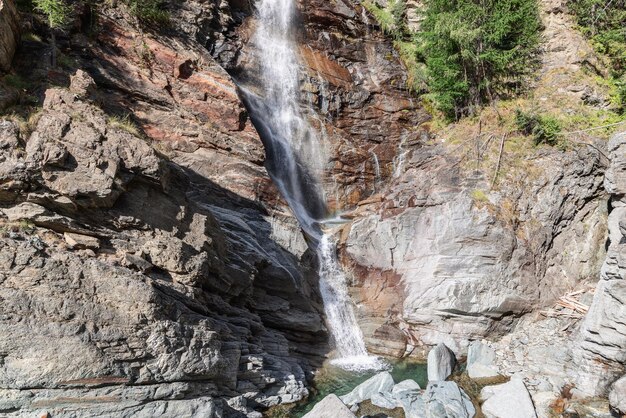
[
  {"left": 2, "top": 74, "right": 30, "bottom": 90},
  {"left": 471, "top": 189, "right": 489, "bottom": 203},
  {"left": 124, "top": 0, "right": 170, "bottom": 25}
]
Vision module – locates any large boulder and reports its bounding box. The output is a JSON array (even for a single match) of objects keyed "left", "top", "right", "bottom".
[
  {"left": 467, "top": 341, "right": 499, "bottom": 379},
  {"left": 427, "top": 343, "right": 456, "bottom": 381},
  {"left": 424, "top": 381, "right": 475, "bottom": 418},
  {"left": 339, "top": 371, "right": 395, "bottom": 406},
  {"left": 0, "top": 0, "right": 19, "bottom": 72},
  {"left": 303, "top": 394, "right": 356, "bottom": 418},
  {"left": 480, "top": 379, "right": 537, "bottom": 418},
  {"left": 370, "top": 379, "right": 422, "bottom": 411}
]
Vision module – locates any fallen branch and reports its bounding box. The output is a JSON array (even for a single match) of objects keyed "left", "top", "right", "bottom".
[{"left": 491, "top": 133, "right": 506, "bottom": 189}]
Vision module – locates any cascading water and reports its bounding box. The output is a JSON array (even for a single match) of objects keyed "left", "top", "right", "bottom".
[{"left": 240, "top": 0, "right": 386, "bottom": 371}]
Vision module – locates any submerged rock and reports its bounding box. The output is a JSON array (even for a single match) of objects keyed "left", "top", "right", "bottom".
[
  {"left": 303, "top": 394, "right": 356, "bottom": 418},
  {"left": 467, "top": 341, "right": 499, "bottom": 379},
  {"left": 480, "top": 379, "right": 537, "bottom": 418},
  {"left": 427, "top": 343, "right": 456, "bottom": 381},
  {"left": 340, "top": 371, "right": 395, "bottom": 407}
]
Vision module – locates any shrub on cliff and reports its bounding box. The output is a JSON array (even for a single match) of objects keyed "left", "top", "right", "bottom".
[
  {"left": 515, "top": 109, "right": 562, "bottom": 145},
  {"left": 33, "top": 0, "right": 71, "bottom": 67},
  {"left": 417, "top": 0, "right": 542, "bottom": 119},
  {"left": 124, "top": 0, "right": 169, "bottom": 25},
  {"left": 569, "top": 0, "right": 626, "bottom": 111}
]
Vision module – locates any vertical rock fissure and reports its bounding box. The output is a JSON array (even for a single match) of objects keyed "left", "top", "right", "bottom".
[{"left": 238, "top": 0, "right": 385, "bottom": 370}]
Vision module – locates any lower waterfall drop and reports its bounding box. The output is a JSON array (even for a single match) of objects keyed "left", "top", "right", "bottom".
[{"left": 318, "top": 234, "right": 388, "bottom": 371}]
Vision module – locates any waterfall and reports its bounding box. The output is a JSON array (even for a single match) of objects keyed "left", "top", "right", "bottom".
[{"left": 240, "top": 0, "right": 385, "bottom": 371}]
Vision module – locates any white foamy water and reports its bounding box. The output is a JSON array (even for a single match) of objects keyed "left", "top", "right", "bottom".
[{"left": 249, "top": 0, "right": 385, "bottom": 371}]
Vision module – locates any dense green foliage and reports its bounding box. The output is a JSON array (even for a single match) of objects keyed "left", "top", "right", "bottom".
[
  {"left": 416, "top": 0, "right": 542, "bottom": 119},
  {"left": 33, "top": 0, "right": 71, "bottom": 29},
  {"left": 569, "top": 0, "right": 626, "bottom": 111},
  {"left": 515, "top": 109, "right": 562, "bottom": 145},
  {"left": 124, "top": 0, "right": 169, "bottom": 25},
  {"left": 362, "top": 1, "right": 426, "bottom": 92},
  {"left": 363, "top": 0, "right": 407, "bottom": 39}
]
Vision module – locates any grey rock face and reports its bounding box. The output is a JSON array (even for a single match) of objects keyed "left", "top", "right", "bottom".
[
  {"left": 609, "top": 375, "right": 626, "bottom": 414},
  {"left": 427, "top": 343, "right": 456, "bottom": 381},
  {"left": 480, "top": 379, "right": 537, "bottom": 418},
  {"left": 577, "top": 132, "right": 626, "bottom": 396},
  {"left": 0, "top": 0, "right": 19, "bottom": 72},
  {"left": 303, "top": 394, "right": 356, "bottom": 418},
  {"left": 424, "top": 381, "right": 475, "bottom": 418},
  {"left": 340, "top": 371, "right": 395, "bottom": 406},
  {"left": 467, "top": 341, "right": 499, "bottom": 379},
  {"left": 364, "top": 378, "right": 423, "bottom": 411},
  {"left": 344, "top": 142, "right": 607, "bottom": 353},
  {"left": 0, "top": 72, "right": 325, "bottom": 416}
]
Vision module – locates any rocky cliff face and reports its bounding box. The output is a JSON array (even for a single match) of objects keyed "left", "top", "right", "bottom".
[
  {"left": 336, "top": 0, "right": 611, "bottom": 359},
  {"left": 0, "top": 69, "right": 327, "bottom": 417},
  {"left": 341, "top": 140, "right": 607, "bottom": 357},
  {"left": 576, "top": 133, "right": 626, "bottom": 398},
  {"left": 0, "top": 0, "right": 428, "bottom": 415},
  {"left": 1, "top": 0, "right": 625, "bottom": 414},
  {"left": 0, "top": 0, "right": 19, "bottom": 73},
  {"left": 0, "top": 1, "right": 337, "bottom": 415},
  {"left": 221, "top": 0, "right": 429, "bottom": 209}
]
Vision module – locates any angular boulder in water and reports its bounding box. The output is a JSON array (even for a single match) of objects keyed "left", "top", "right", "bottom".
[
  {"left": 392, "top": 379, "right": 421, "bottom": 395},
  {"left": 424, "top": 381, "right": 475, "bottom": 418},
  {"left": 339, "top": 371, "right": 395, "bottom": 406},
  {"left": 370, "top": 391, "right": 399, "bottom": 409},
  {"left": 427, "top": 343, "right": 456, "bottom": 381},
  {"left": 397, "top": 390, "right": 427, "bottom": 418},
  {"left": 303, "top": 394, "right": 356, "bottom": 418}
]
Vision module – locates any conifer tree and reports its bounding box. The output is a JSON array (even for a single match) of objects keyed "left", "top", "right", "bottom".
[{"left": 33, "top": 0, "right": 71, "bottom": 68}]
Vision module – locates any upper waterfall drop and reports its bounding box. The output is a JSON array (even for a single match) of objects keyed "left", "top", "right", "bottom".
[{"left": 241, "top": 0, "right": 386, "bottom": 371}]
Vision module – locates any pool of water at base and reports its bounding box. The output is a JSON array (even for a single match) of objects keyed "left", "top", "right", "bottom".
[{"left": 290, "top": 360, "right": 428, "bottom": 417}]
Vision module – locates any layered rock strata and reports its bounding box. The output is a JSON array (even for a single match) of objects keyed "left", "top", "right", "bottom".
[
  {"left": 0, "top": 69, "right": 325, "bottom": 416},
  {"left": 576, "top": 132, "right": 626, "bottom": 397}
]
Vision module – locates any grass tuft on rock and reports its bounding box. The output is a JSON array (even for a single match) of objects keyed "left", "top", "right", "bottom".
[{"left": 107, "top": 114, "right": 140, "bottom": 136}]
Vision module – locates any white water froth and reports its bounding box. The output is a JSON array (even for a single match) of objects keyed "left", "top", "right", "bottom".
[{"left": 252, "top": 0, "right": 385, "bottom": 371}]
